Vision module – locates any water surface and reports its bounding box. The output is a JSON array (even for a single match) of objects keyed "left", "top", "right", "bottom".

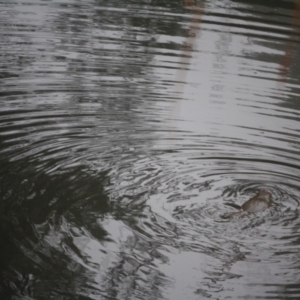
[{"left": 1, "top": 0, "right": 300, "bottom": 299}]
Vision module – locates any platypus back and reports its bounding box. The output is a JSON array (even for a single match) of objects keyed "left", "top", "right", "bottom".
[{"left": 222, "top": 189, "right": 273, "bottom": 219}]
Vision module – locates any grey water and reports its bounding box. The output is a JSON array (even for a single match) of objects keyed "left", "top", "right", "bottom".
[{"left": 1, "top": 0, "right": 300, "bottom": 299}]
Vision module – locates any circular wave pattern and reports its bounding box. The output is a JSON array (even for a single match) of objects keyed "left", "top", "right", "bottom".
[{"left": 1, "top": 0, "right": 300, "bottom": 299}]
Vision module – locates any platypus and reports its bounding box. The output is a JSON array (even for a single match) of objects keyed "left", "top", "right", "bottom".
[{"left": 222, "top": 189, "right": 273, "bottom": 219}]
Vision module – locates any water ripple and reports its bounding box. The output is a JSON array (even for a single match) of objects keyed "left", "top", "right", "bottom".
[{"left": 1, "top": 0, "right": 300, "bottom": 299}]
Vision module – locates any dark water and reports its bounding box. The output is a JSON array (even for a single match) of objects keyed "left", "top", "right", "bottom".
[{"left": 1, "top": 0, "right": 300, "bottom": 299}]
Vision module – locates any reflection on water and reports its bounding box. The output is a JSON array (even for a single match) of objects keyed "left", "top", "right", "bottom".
[{"left": 1, "top": 0, "right": 300, "bottom": 299}]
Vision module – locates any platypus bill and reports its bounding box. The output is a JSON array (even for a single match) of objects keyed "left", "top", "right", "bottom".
[{"left": 222, "top": 189, "right": 273, "bottom": 219}]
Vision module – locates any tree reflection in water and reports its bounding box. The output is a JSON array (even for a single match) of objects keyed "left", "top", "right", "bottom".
[{"left": 0, "top": 162, "right": 170, "bottom": 299}]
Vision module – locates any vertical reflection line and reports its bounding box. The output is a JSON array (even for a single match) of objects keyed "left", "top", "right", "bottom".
[
  {"left": 171, "top": 0, "right": 204, "bottom": 127},
  {"left": 278, "top": 0, "right": 300, "bottom": 87}
]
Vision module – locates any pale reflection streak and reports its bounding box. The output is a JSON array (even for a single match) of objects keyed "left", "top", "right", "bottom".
[
  {"left": 278, "top": 0, "right": 300, "bottom": 86},
  {"left": 171, "top": 0, "right": 205, "bottom": 121}
]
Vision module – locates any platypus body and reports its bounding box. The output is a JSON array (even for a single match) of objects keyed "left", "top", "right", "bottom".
[{"left": 222, "top": 189, "right": 273, "bottom": 219}]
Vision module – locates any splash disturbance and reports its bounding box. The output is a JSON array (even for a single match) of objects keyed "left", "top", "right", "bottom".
[{"left": 1, "top": 0, "right": 300, "bottom": 299}]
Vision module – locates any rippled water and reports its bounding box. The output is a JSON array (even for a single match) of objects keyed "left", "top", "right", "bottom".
[{"left": 1, "top": 0, "right": 300, "bottom": 299}]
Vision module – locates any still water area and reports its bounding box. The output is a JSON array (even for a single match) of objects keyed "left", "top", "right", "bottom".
[{"left": 1, "top": 0, "right": 300, "bottom": 299}]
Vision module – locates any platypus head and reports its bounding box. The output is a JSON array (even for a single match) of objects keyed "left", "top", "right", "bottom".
[{"left": 258, "top": 188, "right": 272, "bottom": 203}]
